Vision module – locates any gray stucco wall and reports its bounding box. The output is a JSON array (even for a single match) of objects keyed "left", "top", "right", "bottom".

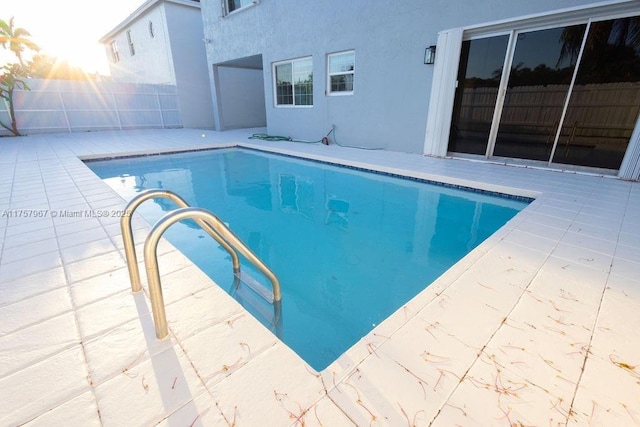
[
  {"left": 218, "top": 67, "right": 267, "bottom": 129},
  {"left": 201, "top": 0, "right": 611, "bottom": 153},
  {"left": 165, "top": 2, "right": 215, "bottom": 129}
]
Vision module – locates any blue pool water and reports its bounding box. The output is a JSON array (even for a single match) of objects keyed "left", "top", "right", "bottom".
[{"left": 88, "top": 148, "right": 528, "bottom": 370}]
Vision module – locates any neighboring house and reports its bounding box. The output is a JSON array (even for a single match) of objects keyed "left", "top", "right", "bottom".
[
  {"left": 201, "top": 0, "right": 640, "bottom": 179},
  {"left": 100, "top": 0, "right": 214, "bottom": 129}
]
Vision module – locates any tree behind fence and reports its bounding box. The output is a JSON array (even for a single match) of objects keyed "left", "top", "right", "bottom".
[{"left": 0, "top": 78, "right": 182, "bottom": 136}]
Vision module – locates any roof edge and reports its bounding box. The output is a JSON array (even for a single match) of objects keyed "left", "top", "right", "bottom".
[{"left": 98, "top": 0, "right": 201, "bottom": 43}]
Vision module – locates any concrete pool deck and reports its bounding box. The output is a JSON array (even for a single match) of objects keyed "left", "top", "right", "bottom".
[{"left": 0, "top": 128, "right": 638, "bottom": 426}]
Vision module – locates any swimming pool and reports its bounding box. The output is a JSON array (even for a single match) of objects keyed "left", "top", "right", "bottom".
[{"left": 88, "top": 148, "right": 529, "bottom": 370}]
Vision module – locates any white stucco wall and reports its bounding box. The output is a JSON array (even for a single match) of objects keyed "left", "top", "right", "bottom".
[
  {"left": 104, "top": 6, "right": 175, "bottom": 85},
  {"left": 102, "top": 0, "right": 214, "bottom": 129},
  {"left": 200, "top": 0, "right": 637, "bottom": 153}
]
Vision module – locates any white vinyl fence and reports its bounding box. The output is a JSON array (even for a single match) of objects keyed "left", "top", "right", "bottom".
[{"left": 0, "top": 78, "right": 182, "bottom": 136}]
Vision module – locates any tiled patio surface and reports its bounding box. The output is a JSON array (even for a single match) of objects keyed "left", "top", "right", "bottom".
[{"left": 0, "top": 128, "right": 638, "bottom": 426}]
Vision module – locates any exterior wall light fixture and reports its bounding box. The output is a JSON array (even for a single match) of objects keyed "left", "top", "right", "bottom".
[{"left": 424, "top": 45, "right": 436, "bottom": 64}]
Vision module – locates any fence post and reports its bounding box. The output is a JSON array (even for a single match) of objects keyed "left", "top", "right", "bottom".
[
  {"left": 156, "top": 87, "right": 165, "bottom": 129},
  {"left": 0, "top": 98, "right": 10, "bottom": 135},
  {"left": 111, "top": 89, "right": 123, "bottom": 130},
  {"left": 58, "top": 89, "right": 72, "bottom": 133}
]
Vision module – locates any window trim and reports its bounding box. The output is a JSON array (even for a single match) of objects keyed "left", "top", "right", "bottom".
[
  {"left": 327, "top": 50, "right": 355, "bottom": 96},
  {"left": 272, "top": 56, "right": 314, "bottom": 108},
  {"left": 223, "top": 0, "right": 258, "bottom": 17},
  {"left": 126, "top": 30, "right": 135, "bottom": 56},
  {"left": 110, "top": 40, "right": 120, "bottom": 63}
]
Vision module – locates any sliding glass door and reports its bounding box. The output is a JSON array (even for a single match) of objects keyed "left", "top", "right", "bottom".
[
  {"left": 448, "top": 15, "right": 640, "bottom": 171},
  {"left": 448, "top": 35, "right": 509, "bottom": 155},
  {"left": 492, "top": 25, "right": 586, "bottom": 161},
  {"left": 551, "top": 17, "right": 640, "bottom": 169}
]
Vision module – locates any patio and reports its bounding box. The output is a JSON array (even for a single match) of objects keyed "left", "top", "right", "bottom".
[{"left": 0, "top": 128, "right": 638, "bottom": 425}]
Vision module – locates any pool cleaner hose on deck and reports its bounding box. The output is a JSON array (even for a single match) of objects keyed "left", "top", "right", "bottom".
[{"left": 248, "top": 125, "right": 382, "bottom": 150}]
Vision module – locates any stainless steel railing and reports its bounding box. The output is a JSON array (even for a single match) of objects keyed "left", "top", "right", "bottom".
[
  {"left": 120, "top": 189, "right": 240, "bottom": 292},
  {"left": 120, "top": 189, "right": 281, "bottom": 339},
  {"left": 143, "top": 207, "right": 281, "bottom": 339}
]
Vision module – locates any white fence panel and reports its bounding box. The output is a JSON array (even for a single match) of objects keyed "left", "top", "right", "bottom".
[{"left": 0, "top": 79, "right": 182, "bottom": 136}]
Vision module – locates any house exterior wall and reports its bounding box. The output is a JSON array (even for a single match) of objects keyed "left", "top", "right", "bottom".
[
  {"left": 217, "top": 67, "right": 267, "bottom": 129},
  {"left": 200, "top": 0, "right": 631, "bottom": 153},
  {"left": 102, "top": 0, "right": 214, "bottom": 129},
  {"left": 164, "top": 2, "right": 216, "bottom": 129},
  {"left": 103, "top": 6, "right": 175, "bottom": 85}
]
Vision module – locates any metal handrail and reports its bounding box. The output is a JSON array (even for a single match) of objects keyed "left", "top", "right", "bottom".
[
  {"left": 120, "top": 189, "right": 240, "bottom": 292},
  {"left": 144, "top": 207, "right": 281, "bottom": 339}
]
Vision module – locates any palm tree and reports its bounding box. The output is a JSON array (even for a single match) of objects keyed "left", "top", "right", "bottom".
[
  {"left": 0, "top": 17, "right": 39, "bottom": 136},
  {"left": 0, "top": 63, "right": 29, "bottom": 135},
  {"left": 0, "top": 17, "right": 39, "bottom": 65},
  {"left": 557, "top": 16, "right": 640, "bottom": 81}
]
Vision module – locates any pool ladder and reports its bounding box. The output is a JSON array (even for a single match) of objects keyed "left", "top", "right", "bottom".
[{"left": 120, "top": 189, "right": 281, "bottom": 339}]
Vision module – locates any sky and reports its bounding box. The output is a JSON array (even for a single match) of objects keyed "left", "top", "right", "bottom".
[{"left": 1, "top": 0, "right": 147, "bottom": 75}]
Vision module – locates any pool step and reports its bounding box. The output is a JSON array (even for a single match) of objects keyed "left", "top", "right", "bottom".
[
  {"left": 232, "top": 271, "right": 283, "bottom": 337},
  {"left": 236, "top": 270, "right": 274, "bottom": 303}
]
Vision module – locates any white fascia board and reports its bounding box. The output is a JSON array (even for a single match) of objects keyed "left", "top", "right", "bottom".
[
  {"left": 98, "top": 0, "right": 201, "bottom": 43},
  {"left": 464, "top": 0, "right": 639, "bottom": 38}
]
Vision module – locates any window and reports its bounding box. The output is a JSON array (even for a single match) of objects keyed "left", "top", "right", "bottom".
[
  {"left": 224, "top": 0, "right": 254, "bottom": 15},
  {"left": 127, "top": 30, "right": 135, "bottom": 56},
  {"left": 327, "top": 51, "right": 355, "bottom": 94},
  {"left": 273, "top": 57, "right": 313, "bottom": 107},
  {"left": 110, "top": 40, "right": 119, "bottom": 63}
]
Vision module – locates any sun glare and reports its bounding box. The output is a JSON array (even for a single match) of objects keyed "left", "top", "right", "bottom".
[{"left": 2, "top": 0, "right": 147, "bottom": 76}]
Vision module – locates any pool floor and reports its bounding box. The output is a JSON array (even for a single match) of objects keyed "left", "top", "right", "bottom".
[{"left": 0, "top": 128, "right": 638, "bottom": 425}]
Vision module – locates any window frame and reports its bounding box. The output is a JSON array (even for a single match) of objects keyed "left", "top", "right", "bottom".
[
  {"left": 126, "top": 30, "right": 135, "bottom": 56},
  {"left": 223, "top": 0, "right": 256, "bottom": 17},
  {"left": 110, "top": 40, "right": 120, "bottom": 63},
  {"left": 327, "top": 50, "right": 355, "bottom": 96},
  {"left": 272, "top": 56, "right": 314, "bottom": 108}
]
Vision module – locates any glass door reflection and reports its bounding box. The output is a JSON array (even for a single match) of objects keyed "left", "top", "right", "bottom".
[
  {"left": 448, "top": 35, "right": 509, "bottom": 155},
  {"left": 493, "top": 25, "right": 587, "bottom": 161},
  {"left": 551, "top": 17, "right": 640, "bottom": 170}
]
